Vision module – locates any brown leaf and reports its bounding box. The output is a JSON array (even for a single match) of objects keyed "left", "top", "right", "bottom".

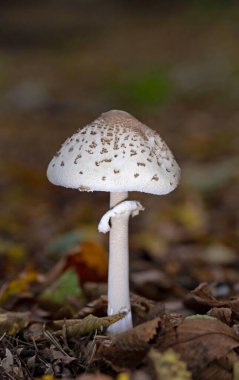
[
  {"left": 23, "top": 322, "right": 45, "bottom": 342},
  {"left": 77, "top": 295, "right": 108, "bottom": 318},
  {"left": 50, "top": 348, "right": 75, "bottom": 364},
  {"left": 77, "top": 293, "right": 165, "bottom": 324},
  {"left": 207, "top": 307, "right": 232, "bottom": 324},
  {"left": 195, "top": 350, "right": 239, "bottom": 380},
  {"left": 184, "top": 282, "right": 239, "bottom": 319},
  {"left": 97, "top": 317, "right": 162, "bottom": 371},
  {"left": 130, "top": 293, "right": 165, "bottom": 324},
  {"left": 155, "top": 316, "right": 239, "bottom": 377},
  {"left": 195, "top": 361, "right": 232, "bottom": 380}
]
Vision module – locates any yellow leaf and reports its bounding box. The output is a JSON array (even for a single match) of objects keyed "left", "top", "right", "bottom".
[
  {"left": 148, "top": 349, "right": 192, "bottom": 380},
  {"left": 40, "top": 375, "right": 55, "bottom": 380},
  {"left": 65, "top": 241, "right": 108, "bottom": 283},
  {"left": 79, "top": 242, "right": 108, "bottom": 278},
  {"left": 117, "top": 373, "right": 130, "bottom": 380},
  {"left": 234, "top": 362, "right": 239, "bottom": 380},
  {"left": 175, "top": 200, "right": 206, "bottom": 232},
  {"left": 0, "top": 270, "right": 40, "bottom": 305}
]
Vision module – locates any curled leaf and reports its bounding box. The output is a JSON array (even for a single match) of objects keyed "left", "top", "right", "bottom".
[
  {"left": 51, "top": 313, "right": 126, "bottom": 337},
  {"left": 207, "top": 307, "right": 232, "bottom": 324},
  {"left": 184, "top": 282, "right": 239, "bottom": 319}
]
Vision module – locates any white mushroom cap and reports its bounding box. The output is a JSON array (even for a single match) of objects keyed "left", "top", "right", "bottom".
[{"left": 47, "top": 110, "right": 180, "bottom": 195}]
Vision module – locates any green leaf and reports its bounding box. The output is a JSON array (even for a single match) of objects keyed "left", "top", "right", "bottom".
[
  {"left": 186, "top": 314, "right": 217, "bottom": 321},
  {"left": 47, "top": 230, "right": 84, "bottom": 255},
  {"left": 39, "top": 269, "right": 83, "bottom": 305}
]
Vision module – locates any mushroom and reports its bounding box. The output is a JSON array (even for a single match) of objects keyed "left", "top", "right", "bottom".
[{"left": 47, "top": 110, "right": 180, "bottom": 334}]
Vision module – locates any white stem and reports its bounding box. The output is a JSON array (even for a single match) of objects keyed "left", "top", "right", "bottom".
[
  {"left": 107, "top": 191, "right": 132, "bottom": 335},
  {"left": 110, "top": 192, "right": 128, "bottom": 208}
]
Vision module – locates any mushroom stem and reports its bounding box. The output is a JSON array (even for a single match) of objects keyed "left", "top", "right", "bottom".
[
  {"left": 107, "top": 191, "right": 132, "bottom": 334},
  {"left": 110, "top": 192, "right": 128, "bottom": 208}
]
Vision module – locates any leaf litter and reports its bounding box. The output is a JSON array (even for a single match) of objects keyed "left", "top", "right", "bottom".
[
  {"left": 1, "top": 283, "right": 239, "bottom": 379},
  {"left": 0, "top": 175, "right": 238, "bottom": 380}
]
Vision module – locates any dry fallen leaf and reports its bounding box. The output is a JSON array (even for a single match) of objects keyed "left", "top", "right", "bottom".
[
  {"left": 0, "top": 310, "right": 31, "bottom": 335},
  {"left": 77, "top": 295, "right": 108, "bottom": 318},
  {"left": 0, "top": 347, "right": 24, "bottom": 378},
  {"left": 155, "top": 316, "right": 239, "bottom": 378},
  {"left": 50, "top": 313, "right": 126, "bottom": 337},
  {"left": 1, "top": 348, "right": 14, "bottom": 373},
  {"left": 96, "top": 317, "right": 162, "bottom": 371},
  {"left": 130, "top": 293, "right": 165, "bottom": 324},
  {"left": 195, "top": 350, "right": 239, "bottom": 380},
  {"left": 207, "top": 307, "right": 232, "bottom": 324},
  {"left": 184, "top": 282, "right": 239, "bottom": 318}
]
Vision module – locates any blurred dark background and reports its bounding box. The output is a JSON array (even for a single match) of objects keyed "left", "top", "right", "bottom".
[{"left": 0, "top": 1, "right": 238, "bottom": 291}]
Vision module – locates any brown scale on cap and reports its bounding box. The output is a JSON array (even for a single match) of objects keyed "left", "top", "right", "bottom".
[
  {"left": 79, "top": 185, "right": 91, "bottom": 191},
  {"left": 74, "top": 154, "right": 81, "bottom": 164},
  {"left": 101, "top": 148, "right": 108, "bottom": 154},
  {"left": 47, "top": 110, "right": 180, "bottom": 195},
  {"left": 151, "top": 175, "right": 159, "bottom": 181}
]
